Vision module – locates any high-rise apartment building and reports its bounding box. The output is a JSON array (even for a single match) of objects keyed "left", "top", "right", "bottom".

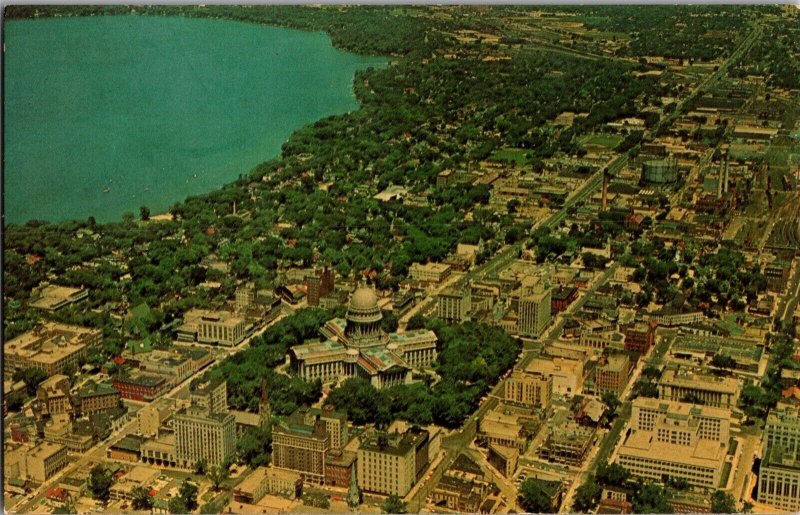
[
  {"left": 190, "top": 378, "right": 228, "bottom": 416},
  {"left": 306, "top": 267, "right": 334, "bottom": 307},
  {"left": 595, "top": 354, "right": 631, "bottom": 395},
  {"left": 235, "top": 283, "right": 256, "bottom": 312}
]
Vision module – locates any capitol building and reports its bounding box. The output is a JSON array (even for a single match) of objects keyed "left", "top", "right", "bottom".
[{"left": 290, "top": 286, "right": 438, "bottom": 389}]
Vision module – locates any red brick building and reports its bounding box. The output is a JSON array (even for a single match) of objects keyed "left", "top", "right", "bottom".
[
  {"left": 623, "top": 321, "right": 656, "bottom": 354},
  {"left": 112, "top": 374, "right": 168, "bottom": 401},
  {"left": 324, "top": 450, "right": 356, "bottom": 488},
  {"left": 551, "top": 287, "right": 578, "bottom": 314},
  {"left": 306, "top": 267, "right": 334, "bottom": 307}
]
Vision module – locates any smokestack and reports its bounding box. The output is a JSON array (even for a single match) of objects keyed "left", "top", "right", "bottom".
[
  {"left": 717, "top": 160, "right": 723, "bottom": 199},
  {"left": 602, "top": 168, "right": 609, "bottom": 212}
]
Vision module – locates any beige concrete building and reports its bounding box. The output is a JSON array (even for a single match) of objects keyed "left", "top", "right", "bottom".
[
  {"left": 235, "top": 282, "right": 256, "bottom": 312},
  {"left": 758, "top": 403, "right": 800, "bottom": 512},
  {"left": 5, "top": 322, "right": 102, "bottom": 376},
  {"left": 109, "top": 466, "right": 159, "bottom": 501},
  {"left": 178, "top": 309, "right": 248, "bottom": 346},
  {"left": 518, "top": 282, "right": 552, "bottom": 338},
  {"left": 44, "top": 413, "right": 94, "bottom": 452},
  {"left": 579, "top": 330, "right": 625, "bottom": 350},
  {"left": 504, "top": 370, "right": 552, "bottom": 410},
  {"left": 479, "top": 405, "right": 540, "bottom": 452},
  {"left": 647, "top": 310, "right": 704, "bottom": 327},
  {"left": 436, "top": 287, "right": 472, "bottom": 322},
  {"left": 658, "top": 368, "right": 740, "bottom": 408},
  {"left": 233, "top": 467, "right": 303, "bottom": 504},
  {"left": 137, "top": 405, "right": 172, "bottom": 438},
  {"left": 36, "top": 375, "right": 73, "bottom": 416},
  {"left": 29, "top": 283, "right": 88, "bottom": 311},
  {"left": 632, "top": 397, "right": 731, "bottom": 443},
  {"left": 190, "top": 378, "right": 228, "bottom": 415},
  {"left": 141, "top": 432, "right": 177, "bottom": 467},
  {"left": 615, "top": 399, "right": 730, "bottom": 488},
  {"left": 25, "top": 442, "right": 69, "bottom": 483},
  {"left": 174, "top": 407, "right": 236, "bottom": 469},
  {"left": 357, "top": 427, "right": 430, "bottom": 496},
  {"left": 409, "top": 262, "right": 452, "bottom": 284},
  {"left": 527, "top": 357, "right": 585, "bottom": 396},
  {"left": 539, "top": 422, "right": 596, "bottom": 466}
]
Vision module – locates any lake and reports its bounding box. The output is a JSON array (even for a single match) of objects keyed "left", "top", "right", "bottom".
[{"left": 3, "top": 16, "right": 385, "bottom": 224}]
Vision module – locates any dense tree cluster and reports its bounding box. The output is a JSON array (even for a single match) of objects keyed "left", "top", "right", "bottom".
[
  {"left": 568, "top": 5, "right": 760, "bottom": 60},
  {"left": 205, "top": 308, "right": 330, "bottom": 414},
  {"left": 326, "top": 320, "right": 521, "bottom": 428}
]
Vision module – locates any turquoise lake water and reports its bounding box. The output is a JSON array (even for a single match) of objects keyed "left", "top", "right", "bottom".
[{"left": 3, "top": 16, "right": 385, "bottom": 224}]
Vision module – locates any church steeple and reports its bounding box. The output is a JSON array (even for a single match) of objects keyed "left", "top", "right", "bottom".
[{"left": 347, "top": 462, "right": 361, "bottom": 510}]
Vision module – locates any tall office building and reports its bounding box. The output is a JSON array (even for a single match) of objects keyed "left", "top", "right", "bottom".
[
  {"left": 174, "top": 407, "right": 236, "bottom": 469},
  {"left": 758, "top": 403, "right": 800, "bottom": 512},
  {"left": 235, "top": 283, "right": 256, "bottom": 312},
  {"left": 272, "top": 407, "right": 332, "bottom": 485},
  {"left": 190, "top": 378, "right": 228, "bottom": 416},
  {"left": 357, "top": 427, "right": 430, "bottom": 496},
  {"left": 518, "top": 281, "right": 552, "bottom": 338},
  {"left": 504, "top": 371, "right": 552, "bottom": 410},
  {"left": 306, "top": 267, "right": 334, "bottom": 307},
  {"left": 175, "top": 379, "right": 236, "bottom": 468},
  {"left": 436, "top": 287, "right": 471, "bottom": 322}
]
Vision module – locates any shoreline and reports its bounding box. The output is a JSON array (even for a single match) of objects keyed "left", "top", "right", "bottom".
[{"left": 3, "top": 12, "right": 386, "bottom": 228}]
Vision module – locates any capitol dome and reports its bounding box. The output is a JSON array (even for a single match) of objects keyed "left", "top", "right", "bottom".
[
  {"left": 350, "top": 287, "right": 378, "bottom": 312},
  {"left": 345, "top": 286, "right": 384, "bottom": 346}
]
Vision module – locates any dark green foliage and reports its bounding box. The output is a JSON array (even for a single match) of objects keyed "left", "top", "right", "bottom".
[
  {"left": 13, "top": 367, "right": 48, "bottom": 396},
  {"left": 168, "top": 496, "right": 188, "bottom": 514},
  {"left": 89, "top": 465, "right": 113, "bottom": 502},
  {"left": 6, "top": 391, "right": 25, "bottom": 412},
  {"left": 193, "top": 458, "right": 208, "bottom": 475},
  {"left": 131, "top": 486, "right": 154, "bottom": 510},
  {"left": 632, "top": 378, "right": 659, "bottom": 399},
  {"left": 596, "top": 462, "right": 629, "bottom": 487},
  {"left": 740, "top": 333, "right": 797, "bottom": 421},
  {"left": 381, "top": 494, "right": 407, "bottom": 514},
  {"left": 207, "top": 465, "right": 229, "bottom": 491},
  {"left": 631, "top": 481, "right": 671, "bottom": 514},
  {"left": 571, "top": 5, "right": 754, "bottom": 60},
  {"left": 327, "top": 321, "right": 520, "bottom": 428},
  {"left": 518, "top": 479, "right": 555, "bottom": 513},
  {"left": 236, "top": 425, "right": 272, "bottom": 468},
  {"left": 406, "top": 314, "right": 427, "bottom": 330},
  {"left": 573, "top": 476, "right": 601, "bottom": 512},
  {"left": 206, "top": 308, "right": 329, "bottom": 414},
  {"left": 179, "top": 480, "right": 199, "bottom": 512}
]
